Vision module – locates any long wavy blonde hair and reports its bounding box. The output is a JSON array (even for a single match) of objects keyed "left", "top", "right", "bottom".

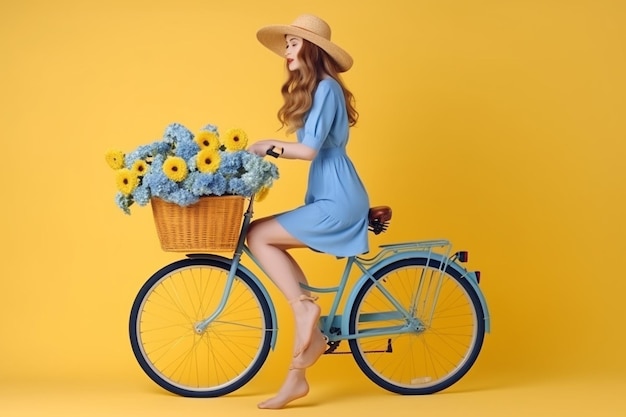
[{"left": 278, "top": 39, "right": 358, "bottom": 134}]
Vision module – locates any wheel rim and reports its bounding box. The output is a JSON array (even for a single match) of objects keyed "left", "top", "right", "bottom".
[
  {"left": 134, "top": 265, "right": 268, "bottom": 392},
  {"left": 352, "top": 263, "right": 481, "bottom": 391}
]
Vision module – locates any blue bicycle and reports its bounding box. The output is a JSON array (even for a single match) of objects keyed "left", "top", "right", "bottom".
[{"left": 129, "top": 198, "right": 490, "bottom": 397}]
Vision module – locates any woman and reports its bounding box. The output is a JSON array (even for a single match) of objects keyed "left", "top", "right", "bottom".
[{"left": 247, "top": 14, "right": 369, "bottom": 409}]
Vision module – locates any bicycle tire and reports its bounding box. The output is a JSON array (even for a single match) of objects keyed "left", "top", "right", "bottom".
[
  {"left": 129, "top": 257, "right": 273, "bottom": 397},
  {"left": 348, "top": 257, "right": 485, "bottom": 395}
]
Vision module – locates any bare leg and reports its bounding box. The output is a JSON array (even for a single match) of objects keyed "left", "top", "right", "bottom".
[
  {"left": 279, "top": 251, "right": 326, "bottom": 366},
  {"left": 247, "top": 218, "right": 322, "bottom": 358},
  {"left": 291, "top": 329, "right": 326, "bottom": 369},
  {"left": 247, "top": 218, "right": 326, "bottom": 407},
  {"left": 257, "top": 369, "right": 309, "bottom": 409}
]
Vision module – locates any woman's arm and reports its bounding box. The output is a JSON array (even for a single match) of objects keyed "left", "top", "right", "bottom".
[{"left": 248, "top": 139, "right": 317, "bottom": 161}]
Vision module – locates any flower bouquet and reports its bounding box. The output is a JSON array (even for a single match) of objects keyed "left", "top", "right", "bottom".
[{"left": 105, "top": 122, "right": 279, "bottom": 252}]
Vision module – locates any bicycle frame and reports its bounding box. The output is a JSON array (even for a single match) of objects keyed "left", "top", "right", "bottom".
[{"left": 193, "top": 198, "right": 490, "bottom": 350}]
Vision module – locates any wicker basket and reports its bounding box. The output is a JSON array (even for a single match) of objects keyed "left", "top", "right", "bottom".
[{"left": 151, "top": 195, "right": 245, "bottom": 252}]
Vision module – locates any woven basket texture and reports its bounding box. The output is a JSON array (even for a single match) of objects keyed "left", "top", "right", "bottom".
[{"left": 151, "top": 196, "right": 245, "bottom": 252}]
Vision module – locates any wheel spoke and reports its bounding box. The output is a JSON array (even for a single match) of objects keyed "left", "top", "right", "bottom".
[
  {"left": 129, "top": 259, "right": 272, "bottom": 397},
  {"left": 349, "top": 258, "right": 484, "bottom": 394}
]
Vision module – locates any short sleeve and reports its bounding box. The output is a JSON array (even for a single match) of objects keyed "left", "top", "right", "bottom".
[{"left": 300, "top": 80, "right": 339, "bottom": 151}]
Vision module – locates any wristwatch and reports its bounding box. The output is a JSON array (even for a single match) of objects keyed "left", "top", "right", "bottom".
[{"left": 266, "top": 146, "right": 284, "bottom": 158}]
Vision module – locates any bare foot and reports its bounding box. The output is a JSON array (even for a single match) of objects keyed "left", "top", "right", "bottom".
[
  {"left": 291, "top": 295, "right": 321, "bottom": 358},
  {"left": 257, "top": 369, "right": 309, "bottom": 409},
  {"left": 292, "top": 331, "right": 326, "bottom": 369}
]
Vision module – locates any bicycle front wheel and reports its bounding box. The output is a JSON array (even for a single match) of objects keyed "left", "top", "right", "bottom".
[
  {"left": 129, "top": 257, "right": 273, "bottom": 397},
  {"left": 348, "top": 257, "right": 485, "bottom": 395}
]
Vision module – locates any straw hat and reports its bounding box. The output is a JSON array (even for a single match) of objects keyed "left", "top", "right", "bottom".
[{"left": 256, "top": 14, "right": 353, "bottom": 72}]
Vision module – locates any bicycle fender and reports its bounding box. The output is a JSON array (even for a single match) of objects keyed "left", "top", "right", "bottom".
[
  {"left": 187, "top": 254, "right": 279, "bottom": 349},
  {"left": 342, "top": 251, "right": 491, "bottom": 334}
]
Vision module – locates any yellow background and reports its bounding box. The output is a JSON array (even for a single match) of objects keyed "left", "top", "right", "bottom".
[{"left": 1, "top": 0, "right": 625, "bottom": 415}]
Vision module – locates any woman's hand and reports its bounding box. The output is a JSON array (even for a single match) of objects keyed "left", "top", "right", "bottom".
[{"left": 247, "top": 141, "right": 273, "bottom": 157}]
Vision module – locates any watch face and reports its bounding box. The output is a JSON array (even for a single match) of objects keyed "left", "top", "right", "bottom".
[{"left": 266, "top": 147, "right": 279, "bottom": 158}]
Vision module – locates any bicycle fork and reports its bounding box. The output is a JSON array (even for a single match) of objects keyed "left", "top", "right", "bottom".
[
  {"left": 192, "top": 251, "right": 243, "bottom": 335},
  {"left": 193, "top": 201, "right": 255, "bottom": 335}
]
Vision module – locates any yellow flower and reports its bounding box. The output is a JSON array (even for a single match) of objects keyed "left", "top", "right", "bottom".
[
  {"left": 115, "top": 168, "right": 139, "bottom": 195},
  {"left": 163, "top": 156, "right": 188, "bottom": 182},
  {"left": 105, "top": 150, "right": 125, "bottom": 170},
  {"left": 254, "top": 186, "right": 270, "bottom": 202},
  {"left": 131, "top": 160, "right": 148, "bottom": 177},
  {"left": 195, "top": 131, "right": 221, "bottom": 151},
  {"left": 222, "top": 128, "right": 248, "bottom": 151},
  {"left": 196, "top": 149, "right": 221, "bottom": 173}
]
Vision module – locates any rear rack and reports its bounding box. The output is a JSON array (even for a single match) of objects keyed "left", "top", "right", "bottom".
[{"left": 357, "top": 239, "right": 453, "bottom": 266}]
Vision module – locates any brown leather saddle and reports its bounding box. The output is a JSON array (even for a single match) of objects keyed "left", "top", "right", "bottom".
[{"left": 368, "top": 206, "right": 392, "bottom": 235}]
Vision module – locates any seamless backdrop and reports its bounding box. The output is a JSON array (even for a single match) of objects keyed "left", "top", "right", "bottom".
[{"left": 1, "top": 0, "right": 625, "bottom": 415}]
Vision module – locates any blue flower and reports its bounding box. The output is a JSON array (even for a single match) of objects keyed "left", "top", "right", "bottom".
[
  {"left": 189, "top": 171, "right": 228, "bottom": 196},
  {"left": 239, "top": 152, "right": 280, "bottom": 188},
  {"left": 249, "top": 171, "right": 265, "bottom": 188},
  {"left": 124, "top": 140, "right": 172, "bottom": 166},
  {"left": 219, "top": 151, "right": 244, "bottom": 176},
  {"left": 124, "top": 144, "right": 151, "bottom": 167},
  {"left": 133, "top": 183, "right": 151, "bottom": 206},
  {"left": 242, "top": 152, "right": 269, "bottom": 173},
  {"left": 269, "top": 163, "right": 279, "bottom": 179},
  {"left": 152, "top": 140, "right": 171, "bottom": 155},
  {"left": 167, "top": 188, "right": 199, "bottom": 206},
  {"left": 201, "top": 124, "right": 219, "bottom": 135},
  {"left": 227, "top": 177, "right": 254, "bottom": 196},
  {"left": 163, "top": 123, "right": 193, "bottom": 144},
  {"left": 175, "top": 139, "right": 200, "bottom": 160},
  {"left": 186, "top": 154, "right": 198, "bottom": 171},
  {"left": 115, "top": 192, "right": 132, "bottom": 215}
]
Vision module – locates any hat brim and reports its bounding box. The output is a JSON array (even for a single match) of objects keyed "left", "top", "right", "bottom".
[{"left": 257, "top": 25, "right": 353, "bottom": 72}]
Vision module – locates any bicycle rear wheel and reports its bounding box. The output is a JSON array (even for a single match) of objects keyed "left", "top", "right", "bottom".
[
  {"left": 129, "top": 257, "right": 273, "bottom": 397},
  {"left": 348, "top": 257, "right": 485, "bottom": 394}
]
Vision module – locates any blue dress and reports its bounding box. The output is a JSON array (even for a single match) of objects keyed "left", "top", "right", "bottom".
[{"left": 276, "top": 78, "right": 370, "bottom": 257}]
